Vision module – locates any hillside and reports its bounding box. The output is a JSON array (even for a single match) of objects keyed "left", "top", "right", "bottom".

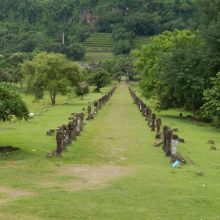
[
  {"left": 0, "top": 0, "right": 197, "bottom": 55},
  {"left": 82, "top": 33, "right": 150, "bottom": 62}
]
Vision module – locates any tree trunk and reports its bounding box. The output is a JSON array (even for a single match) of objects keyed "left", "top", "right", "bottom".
[{"left": 50, "top": 91, "right": 56, "bottom": 106}]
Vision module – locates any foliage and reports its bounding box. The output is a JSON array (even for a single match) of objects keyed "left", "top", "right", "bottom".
[
  {"left": 0, "top": 83, "right": 29, "bottom": 121},
  {"left": 22, "top": 52, "right": 82, "bottom": 105},
  {"left": 75, "top": 81, "right": 89, "bottom": 98},
  {"left": 125, "top": 12, "right": 161, "bottom": 35},
  {"left": 102, "top": 56, "right": 135, "bottom": 80},
  {"left": 45, "top": 43, "right": 86, "bottom": 61},
  {"left": 201, "top": 72, "right": 220, "bottom": 123},
  {"left": 0, "top": 0, "right": 198, "bottom": 55},
  {"left": 133, "top": 30, "right": 210, "bottom": 112},
  {"left": 198, "top": 0, "right": 220, "bottom": 76},
  {"left": 113, "top": 40, "right": 132, "bottom": 55},
  {"left": 65, "top": 43, "right": 86, "bottom": 61},
  {"left": 89, "top": 69, "right": 111, "bottom": 92},
  {"left": 112, "top": 27, "right": 135, "bottom": 41}
]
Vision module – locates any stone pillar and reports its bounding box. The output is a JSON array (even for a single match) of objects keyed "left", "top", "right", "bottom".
[
  {"left": 56, "top": 130, "right": 64, "bottom": 155},
  {"left": 156, "top": 118, "right": 162, "bottom": 133},
  {"left": 166, "top": 129, "right": 173, "bottom": 157},
  {"left": 171, "top": 134, "right": 179, "bottom": 162},
  {"left": 151, "top": 113, "right": 156, "bottom": 131},
  {"left": 163, "top": 126, "right": 169, "bottom": 152}
]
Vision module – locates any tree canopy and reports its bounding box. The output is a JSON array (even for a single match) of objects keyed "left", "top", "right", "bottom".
[
  {"left": 133, "top": 30, "right": 210, "bottom": 112},
  {"left": 22, "top": 52, "right": 82, "bottom": 105},
  {"left": 0, "top": 0, "right": 197, "bottom": 55}
]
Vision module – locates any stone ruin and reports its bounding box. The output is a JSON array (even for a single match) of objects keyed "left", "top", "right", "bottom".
[
  {"left": 128, "top": 87, "right": 186, "bottom": 165},
  {"left": 47, "top": 86, "right": 116, "bottom": 156},
  {"left": 79, "top": 10, "right": 97, "bottom": 28}
]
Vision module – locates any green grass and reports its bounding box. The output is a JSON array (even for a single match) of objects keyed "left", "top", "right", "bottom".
[
  {"left": 83, "top": 33, "right": 114, "bottom": 62},
  {"left": 83, "top": 33, "right": 113, "bottom": 53},
  {"left": 1, "top": 85, "right": 220, "bottom": 219},
  {"left": 82, "top": 33, "right": 150, "bottom": 63},
  {"left": 82, "top": 52, "right": 114, "bottom": 63}
]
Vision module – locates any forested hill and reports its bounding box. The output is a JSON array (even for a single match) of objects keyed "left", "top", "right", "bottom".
[{"left": 0, "top": 0, "right": 197, "bottom": 54}]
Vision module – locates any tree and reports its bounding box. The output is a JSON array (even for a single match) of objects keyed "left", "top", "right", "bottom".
[
  {"left": 113, "top": 40, "right": 132, "bottom": 55},
  {"left": 8, "top": 52, "right": 27, "bottom": 84},
  {"left": 112, "top": 27, "right": 135, "bottom": 41},
  {"left": 0, "top": 83, "right": 29, "bottom": 121},
  {"left": 133, "top": 30, "right": 209, "bottom": 112},
  {"left": 102, "top": 56, "right": 135, "bottom": 80},
  {"left": 89, "top": 69, "right": 111, "bottom": 92},
  {"left": 75, "top": 81, "right": 89, "bottom": 99},
  {"left": 22, "top": 52, "right": 82, "bottom": 105},
  {"left": 201, "top": 72, "right": 220, "bottom": 123},
  {"left": 198, "top": 0, "right": 220, "bottom": 77},
  {"left": 125, "top": 12, "right": 161, "bottom": 35},
  {"left": 65, "top": 43, "right": 86, "bottom": 61}
]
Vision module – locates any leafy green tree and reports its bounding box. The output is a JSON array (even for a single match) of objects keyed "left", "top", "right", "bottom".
[
  {"left": 22, "top": 52, "right": 82, "bottom": 105},
  {"left": 0, "top": 0, "right": 198, "bottom": 55},
  {"left": 113, "top": 40, "right": 132, "bottom": 55},
  {"left": 125, "top": 12, "right": 161, "bottom": 35},
  {"left": 89, "top": 69, "right": 111, "bottom": 92},
  {"left": 133, "top": 30, "right": 209, "bottom": 112},
  {"left": 75, "top": 81, "right": 89, "bottom": 99},
  {"left": 201, "top": 72, "right": 220, "bottom": 123},
  {"left": 198, "top": 0, "right": 220, "bottom": 76},
  {"left": 65, "top": 43, "right": 86, "bottom": 61},
  {"left": 102, "top": 56, "right": 135, "bottom": 80},
  {"left": 112, "top": 27, "right": 135, "bottom": 41},
  {"left": 0, "top": 83, "right": 29, "bottom": 121},
  {"left": 8, "top": 52, "right": 27, "bottom": 84}
]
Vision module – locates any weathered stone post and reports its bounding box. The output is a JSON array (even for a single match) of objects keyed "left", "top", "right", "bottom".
[
  {"left": 163, "top": 126, "right": 169, "bottom": 152},
  {"left": 171, "top": 134, "right": 179, "bottom": 162},
  {"left": 151, "top": 113, "right": 156, "bottom": 131},
  {"left": 56, "top": 130, "right": 64, "bottom": 155},
  {"left": 166, "top": 129, "right": 173, "bottom": 157}
]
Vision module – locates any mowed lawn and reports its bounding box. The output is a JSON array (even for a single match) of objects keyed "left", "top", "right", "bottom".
[{"left": 0, "top": 85, "right": 220, "bottom": 220}]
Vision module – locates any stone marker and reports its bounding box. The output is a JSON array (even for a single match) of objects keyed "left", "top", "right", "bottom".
[
  {"left": 163, "top": 126, "right": 169, "bottom": 152},
  {"left": 56, "top": 130, "right": 64, "bottom": 155},
  {"left": 166, "top": 129, "right": 173, "bottom": 157},
  {"left": 151, "top": 113, "right": 156, "bottom": 131},
  {"left": 171, "top": 134, "right": 179, "bottom": 162}
]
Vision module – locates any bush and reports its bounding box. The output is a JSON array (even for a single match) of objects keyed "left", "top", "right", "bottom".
[
  {"left": 75, "top": 81, "right": 89, "bottom": 98},
  {"left": 112, "top": 27, "right": 135, "bottom": 41},
  {"left": 89, "top": 69, "right": 111, "bottom": 92},
  {"left": 0, "top": 83, "right": 29, "bottom": 121},
  {"left": 113, "top": 40, "right": 132, "bottom": 55},
  {"left": 65, "top": 44, "right": 86, "bottom": 61},
  {"left": 45, "top": 43, "right": 85, "bottom": 61}
]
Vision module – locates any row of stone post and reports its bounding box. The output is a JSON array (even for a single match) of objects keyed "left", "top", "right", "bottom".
[
  {"left": 48, "top": 86, "right": 116, "bottom": 156},
  {"left": 128, "top": 87, "right": 182, "bottom": 163}
]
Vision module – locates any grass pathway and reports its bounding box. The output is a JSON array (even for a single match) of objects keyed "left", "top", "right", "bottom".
[{"left": 1, "top": 84, "right": 220, "bottom": 220}]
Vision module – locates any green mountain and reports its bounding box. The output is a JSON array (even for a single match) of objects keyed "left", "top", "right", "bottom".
[{"left": 0, "top": 0, "right": 197, "bottom": 54}]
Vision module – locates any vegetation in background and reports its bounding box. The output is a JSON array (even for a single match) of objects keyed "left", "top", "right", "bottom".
[
  {"left": 102, "top": 56, "right": 135, "bottom": 80},
  {"left": 131, "top": 0, "right": 220, "bottom": 124},
  {"left": 88, "top": 69, "right": 111, "bottom": 92},
  {"left": 22, "top": 52, "right": 82, "bottom": 105},
  {"left": 133, "top": 30, "right": 209, "bottom": 114},
  {"left": 0, "top": 83, "right": 29, "bottom": 121},
  {"left": 74, "top": 81, "right": 90, "bottom": 99},
  {"left": 0, "top": 0, "right": 197, "bottom": 55}
]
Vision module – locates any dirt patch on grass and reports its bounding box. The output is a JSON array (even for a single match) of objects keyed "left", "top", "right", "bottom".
[
  {"left": 1, "top": 161, "right": 26, "bottom": 169},
  {"left": 42, "top": 165, "right": 131, "bottom": 191},
  {"left": 0, "top": 186, "right": 33, "bottom": 204}
]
